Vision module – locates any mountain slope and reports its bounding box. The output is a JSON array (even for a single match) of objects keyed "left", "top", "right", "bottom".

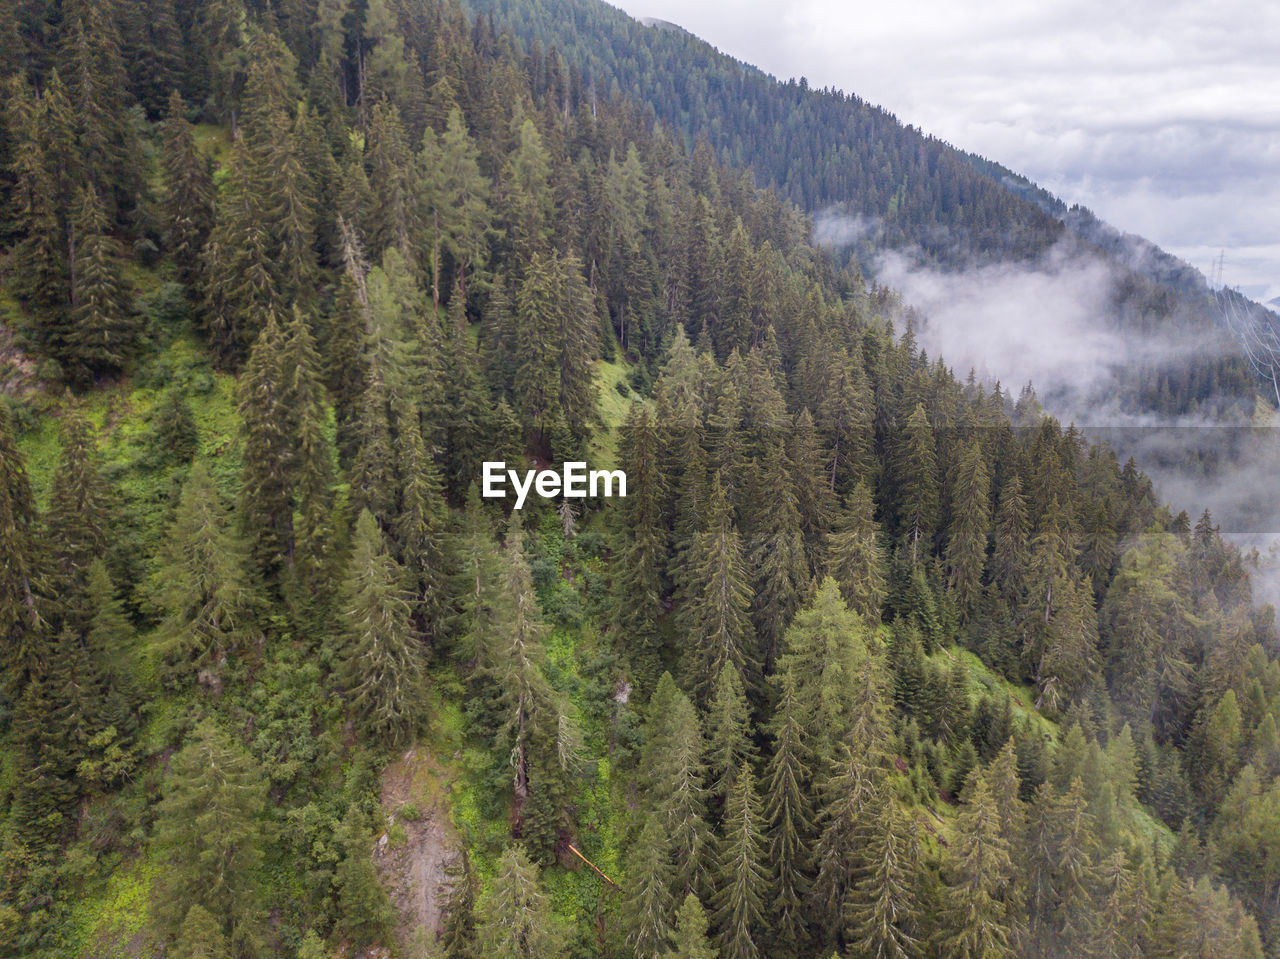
[{"left": 465, "top": 0, "right": 1264, "bottom": 421}]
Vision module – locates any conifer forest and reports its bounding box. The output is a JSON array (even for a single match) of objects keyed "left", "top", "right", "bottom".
[{"left": 1, "top": 1, "right": 1279, "bottom": 957}]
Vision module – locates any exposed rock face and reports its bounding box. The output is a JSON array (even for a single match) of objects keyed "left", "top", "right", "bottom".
[{"left": 375, "top": 747, "right": 462, "bottom": 951}]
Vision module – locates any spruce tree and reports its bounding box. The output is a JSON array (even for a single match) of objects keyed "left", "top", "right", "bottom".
[
  {"left": 680, "top": 476, "right": 755, "bottom": 702},
  {"left": 711, "top": 764, "right": 768, "bottom": 959},
  {"left": 747, "top": 445, "right": 808, "bottom": 670},
  {"left": 394, "top": 421, "right": 448, "bottom": 639},
  {"left": 152, "top": 721, "right": 269, "bottom": 950},
  {"left": 762, "top": 672, "right": 814, "bottom": 954},
  {"left": 475, "top": 845, "right": 561, "bottom": 959},
  {"left": 283, "top": 307, "right": 337, "bottom": 596},
  {"left": 662, "top": 893, "right": 717, "bottom": 959},
  {"left": 774, "top": 578, "right": 875, "bottom": 765},
  {"left": 643, "top": 679, "right": 711, "bottom": 896},
  {"left": 704, "top": 664, "right": 753, "bottom": 808},
  {"left": 67, "top": 184, "right": 137, "bottom": 381},
  {"left": 159, "top": 92, "right": 215, "bottom": 291},
  {"left": 332, "top": 804, "right": 395, "bottom": 947},
  {"left": 151, "top": 463, "right": 256, "bottom": 684},
  {"left": 846, "top": 796, "right": 922, "bottom": 959},
  {"left": 0, "top": 401, "right": 46, "bottom": 703},
  {"left": 893, "top": 403, "right": 939, "bottom": 561},
  {"left": 335, "top": 509, "right": 423, "bottom": 747},
  {"left": 824, "top": 482, "right": 888, "bottom": 621},
  {"left": 941, "top": 771, "right": 1014, "bottom": 959},
  {"left": 616, "top": 402, "right": 669, "bottom": 677},
  {"left": 945, "top": 439, "right": 992, "bottom": 620},
  {"left": 418, "top": 107, "right": 493, "bottom": 304},
  {"left": 201, "top": 140, "right": 283, "bottom": 366},
  {"left": 45, "top": 412, "right": 113, "bottom": 617},
  {"left": 238, "top": 312, "right": 295, "bottom": 583},
  {"left": 625, "top": 814, "right": 677, "bottom": 959}
]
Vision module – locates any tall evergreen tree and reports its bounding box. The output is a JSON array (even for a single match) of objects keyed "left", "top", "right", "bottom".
[
  {"left": 335, "top": 509, "right": 423, "bottom": 746},
  {"left": 762, "top": 672, "right": 814, "bottom": 954},
  {"left": 945, "top": 439, "right": 992, "bottom": 620},
  {"left": 67, "top": 184, "right": 137, "bottom": 382},
  {"left": 152, "top": 721, "right": 269, "bottom": 952},
  {"left": 711, "top": 764, "right": 768, "bottom": 959},
  {"left": 824, "top": 482, "right": 888, "bottom": 621},
  {"left": 475, "top": 845, "right": 561, "bottom": 959},
  {"left": 680, "top": 476, "right": 755, "bottom": 702},
  {"left": 151, "top": 463, "right": 256, "bottom": 684},
  {"left": 159, "top": 92, "right": 215, "bottom": 291},
  {"left": 941, "top": 771, "right": 1014, "bottom": 959}
]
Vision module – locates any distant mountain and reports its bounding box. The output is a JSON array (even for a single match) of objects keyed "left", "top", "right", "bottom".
[{"left": 465, "top": 0, "right": 1265, "bottom": 419}]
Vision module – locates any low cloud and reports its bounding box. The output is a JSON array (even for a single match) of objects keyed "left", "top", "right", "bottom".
[{"left": 873, "top": 241, "right": 1280, "bottom": 601}]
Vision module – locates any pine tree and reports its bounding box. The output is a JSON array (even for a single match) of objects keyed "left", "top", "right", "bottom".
[
  {"left": 336, "top": 509, "right": 423, "bottom": 746},
  {"left": 159, "top": 92, "right": 215, "bottom": 291},
  {"left": 152, "top": 721, "right": 269, "bottom": 949},
  {"left": 681, "top": 476, "right": 755, "bottom": 702},
  {"left": 332, "top": 804, "right": 394, "bottom": 947},
  {"left": 151, "top": 463, "right": 256, "bottom": 683},
  {"left": 846, "top": 796, "right": 922, "bottom": 959},
  {"left": 762, "top": 671, "right": 814, "bottom": 954},
  {"left": 67, "top": 184, "right": 137, "bottom": 381},
  {"left": 615, "top": 402, "right": 669, "bottom": 678},
  {"left": 941, "top": 771, "right": 1014, "bottom": 959},
  {"left": 625, "top": 814, "right": 677, "bottom": 959},
  {"left": 824, "top": 482, "right": 887, "bottom": 621},
  {"left": 945, "top": 440, "right": 991, "bottom": 620},
  {"left": 662, "top": 893, "right": 717, "bottom": 959},
  {"left": 711, "top": 764, "right": 768, "bottom": 959},
  {"left": 475, "top": 845, "right": 561, "bottom": 959},
  {"left": 704, "top": 664, "right": 753, "bottom": 807}
]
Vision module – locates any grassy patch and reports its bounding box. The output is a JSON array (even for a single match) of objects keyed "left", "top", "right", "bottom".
[
  {"left": 66, "top": 854, "right": 159, "bottom": 959},
  {"left": 587, "top": 358, "right": 637, "bottom": 471}
]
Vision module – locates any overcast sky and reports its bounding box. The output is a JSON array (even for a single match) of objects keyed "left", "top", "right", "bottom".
[{"left": 611, "top": 0, "right": 1280, "bottom": 303}]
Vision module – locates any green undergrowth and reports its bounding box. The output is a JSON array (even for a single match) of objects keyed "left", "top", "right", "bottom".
[
  {"left": 65, "top": 852, "right": 159, "bottom": 959},
  {"left": 587, "top": 356, "right": 638, "bottom": 471}
]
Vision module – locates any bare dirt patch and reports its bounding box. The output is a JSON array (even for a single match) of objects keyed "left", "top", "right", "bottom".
[{"left": 375, "top": 745, "right": 462, "bottom": 953}]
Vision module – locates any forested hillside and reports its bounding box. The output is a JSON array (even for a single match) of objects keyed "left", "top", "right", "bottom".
[
  {"left": 462, "top": 0, "right": 1263, "bottom": 422},
  {"left": 1, "top": 2, "right": 1279, "bottom": 958}
]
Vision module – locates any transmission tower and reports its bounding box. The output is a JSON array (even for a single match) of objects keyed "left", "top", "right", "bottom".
[{"left": 1218, "top": 285, "right": 1280, "bottom": 408}]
